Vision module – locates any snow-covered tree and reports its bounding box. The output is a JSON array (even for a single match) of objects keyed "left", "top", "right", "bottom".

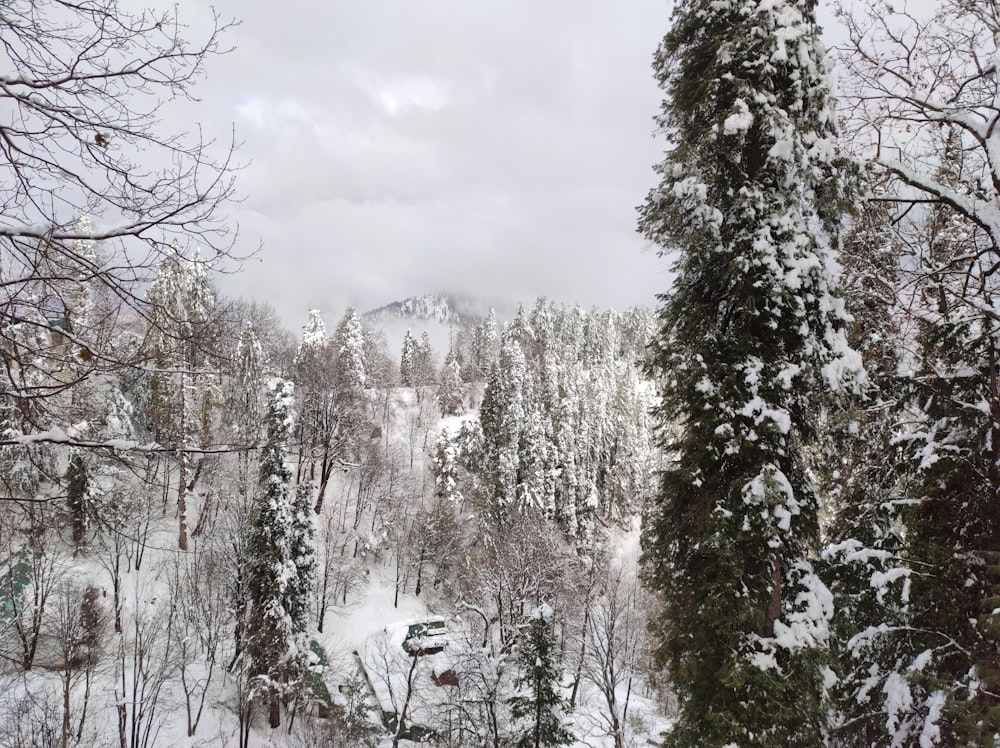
[
  {"left": 400, "top": 329, "right": 417, "bottom": 388},
  {"left": 838, "top": 2, "right": 1000, "bottom": 722},
  {"left": 66, "top": 451, "right": 89, "bottom": 548},
  {"left": 292, "top": 309, "right": 361, "bottom": 512},
  {"left": 0, "top": 0, "right": 236, "bottom": 447},
  {"left": 817, "top": 175, "right": 919, "bottom": 746},
  {"left": 480, "top": 336, "right": 527, "bottom": 520},
  {"left": 464, "top": 309, "right": 499, "bottom": 384},
  {"left": 414, "top": 330, "right": 436, "bottom": 390},
  {"left": 245, "top": 378, "right": 314, "bottom": 729},
  {"left": 333, "top": 307, "right": 367, "bottom": 392},
  {"left": 146, "top": 245, "right": 218, "bottom": 549},
  {"left": 330, "top": 307, "right": 370, "bottom": 458},
  {"left": 507, "top": 603, "right": 573, "bottom": 748},
  {"left": 637, "top": 0, "right": 859, "bottom": 742},
  {"left": 226, "top": 321, "right": 266, "bottom": 448},
  {"left": 437, "top": 348, "right": 464, "bottom": 417}
]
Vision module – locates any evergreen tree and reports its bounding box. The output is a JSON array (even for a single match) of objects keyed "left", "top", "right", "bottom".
[
  {"left": 637, "top": 0, "right": 859, "bottom": 743},
  {"left": 333, "top": 307, "right": 367, "bottom": 391},
  {"left": 145, "top": 245, "right": 217, "bottom": 549},
  {"left": 820, "top": 180, "right": 915, "bottom": 746},
  {"left": 226, "top": 321, "right": 266, "bottom": 498},
  {"left": 437, "top": 348, "right": 464, "bottom": 417},
  {"left": 507, "top": 603, "right": 573, "bottom": 748},
  {"left": 465, "top": 310, "right": 498, "bottom": 383},
  {"left": 246, "top": 378, "right": 313, "bottom": 728},
  {"left": 480, "top": 336, "right": 527, "bottom": 520},
  {"left": 415, "top": 330, "right": 436, "bottom": 389},
  {"left": 882, "top": 133, "right": 1000, "bottom": 745},
  {"left": 332, "top": 307, "right": 369, "bottom": 448},
  {"left": 400, "top": 329, "right": 417, "bottom": 387},
  {"left": 66, "top": 451, "right": 89, "bottom": 548}
]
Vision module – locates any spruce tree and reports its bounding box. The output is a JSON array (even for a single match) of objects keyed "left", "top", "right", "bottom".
[
  {"left": 507, "top": 604, "right": 573, "bottom": 748},
  {"left": 637, "top": 0, "right": 859, "bottom": 743}
]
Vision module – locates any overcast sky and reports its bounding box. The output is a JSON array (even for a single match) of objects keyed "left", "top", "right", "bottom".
[{"left": 172, "top": 0, "right": 842, "bottom": 328}]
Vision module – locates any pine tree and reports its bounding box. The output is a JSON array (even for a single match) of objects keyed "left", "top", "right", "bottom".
[
  {"left": 507, "top": 604, "right": 573, "bottom": 748},
  {"left": 637, "top": 0, "right": 859, "bottom": 742}
]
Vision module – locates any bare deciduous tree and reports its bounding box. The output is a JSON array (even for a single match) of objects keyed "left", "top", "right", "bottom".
[{"left": 0, "top": 0, "right": 241, "bottom": 455}]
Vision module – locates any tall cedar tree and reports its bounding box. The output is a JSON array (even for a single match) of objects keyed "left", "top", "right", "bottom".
[
  {"left": 246, "top": 378, "right": 314, "bottom": 728},
  {"left": 637, "top": 0, "right": 858, "bottom": 743}
]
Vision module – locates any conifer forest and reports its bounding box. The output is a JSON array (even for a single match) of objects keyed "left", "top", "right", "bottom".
[{"left": 2, "top": 0, "right": 1000, "bottom": 746}]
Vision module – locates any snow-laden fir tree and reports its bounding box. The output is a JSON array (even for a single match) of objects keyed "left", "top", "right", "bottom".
[
  {"left": 480, "top": 335, "right": 527, "bottom": 520},
  {"left": 333, "top": 307, "right": 367, "bottom": 392},
  {"left": 246, "top": 378, "right": 316, "bottom": 729},
  {"left": 146, "top": 245, "right": 217, "bottom": 549},
  {"left": 882, "top": 133, "right": 1000, "bottom": 745},
  {"left": 465, "top": 309, "right": 498, "bottom": 383},
  {"left": 415, "top": 330, "right": 436, "bottom": 389},
  {"left": 507, "top": 603, "right": 573, "bottom": 748},
  {"left": 637, "top": 0, "right": 860, "bottom": 742},
  {"left": 331, "top": 308, "right": 369, "bottom": 454},
  {"left": 225, "top": 321, "right": 266, "bottom": 500},
  {"left": 400, "top": 329, "right": 417, "bottom": 388},
  {"left": 818, "top": 177, "right": 918, "bottom": 747},
  {"left": 437, "top": 347, "right": 464, "bottom": 416}
]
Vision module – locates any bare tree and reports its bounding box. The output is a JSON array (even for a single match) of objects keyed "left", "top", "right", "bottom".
[
  {"left": 50, "top": 582, "right": 106, "bottom": 748},
  {"left": 580, "top": 566, "right": 644, "bottom": 748},
  {"left": 364, "top": 631, "right": 425, "bottom": 748},
  {"left": 0, "top": 0, "right": 240, "bottom": 454},
  {"left": 114, "top": 575, "right": 178, "bottom": 748},
  {"left": 837, "top": 2, "right": 1000, "bottom": 739},
  {"left": 169, "top": 544, "right": 231, "bottom": 738},
  {"left": 0, "top": 526, "right": 65, "bottom": 671}
]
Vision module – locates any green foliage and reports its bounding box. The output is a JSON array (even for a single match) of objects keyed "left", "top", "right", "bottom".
[
  {"left": 246, "top": 379, "right": 314, "bottom": 724},
  {"left": 66, "top": 451, "right": 89, "bottom": 547},
  {"left": 638, "top": 0, "right": 856, "bottom": 742},
  {"left": 507, "top": 608, "right": 573, "bottom": 748}
]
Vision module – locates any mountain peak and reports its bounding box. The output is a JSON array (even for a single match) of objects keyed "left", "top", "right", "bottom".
[{"left": 362, "top": 293, "right": 490, "bottom": 327}]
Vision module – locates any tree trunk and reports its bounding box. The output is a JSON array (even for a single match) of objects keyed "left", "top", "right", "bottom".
[
  {"left": 765, "top": 562, "right": 783, "bottom": 636},
  {"left": 268, "top": 691, "right": 280, "bottom": 729},
  {"left": 177, "top": 372, "right": 188, "bottom": 551}
]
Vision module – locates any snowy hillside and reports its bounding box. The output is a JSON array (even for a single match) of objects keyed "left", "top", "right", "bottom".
[
  {"left": 362, "top": 293, "right": 492, "bottom": 327},
  {"left": 362, "top": 292, "right": 514, "bottom": 358},
  {"left": 1, "top": 295, "right": 668, "bottom": 748}
]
